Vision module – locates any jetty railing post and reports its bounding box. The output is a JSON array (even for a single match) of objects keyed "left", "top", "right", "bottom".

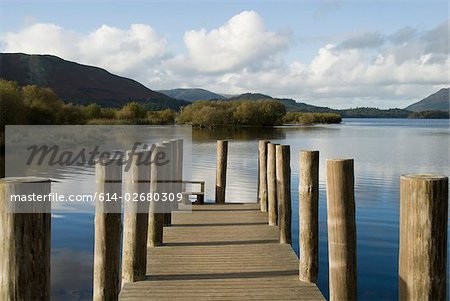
[
  {"left": 0, "top": 178, "right": 51, "bottom": 301},
  {"left": 258, "top": 140, "right": 269, "bottom": 212},
  {"left": 121, "top": 149, "right": 151, "bottom": 284},
  {"left": 399, "top": 174, "right": 448, "bottom": 301},
  {"left": 215, "top": 140, "right": 228, "bottom": 204},
  {"left": 162, "top": 141, "right": 173, "bottom": 226},
  {"left": 276, "top": 145, "right": 291, "bottom": 244},
  {"left": 267, "top": 143, "right": 278, "bottom": 225},
  {"left": 169, "top": 140, "right": 178, "bottom": 216},
  {"left": 175, "top": 139, "right": 184, "bottom": 206},
  {"left": 326, "top": 159, "right": 357, "bottom": 301},
  {"left": 148, "top": 144, "right": 165, "bottom": 247},
  {"left": 299, "top": 150, "right": 319, "bottom": 283},
  {"left": 93, "top": 157, "right": 122, "bottom": 301}
]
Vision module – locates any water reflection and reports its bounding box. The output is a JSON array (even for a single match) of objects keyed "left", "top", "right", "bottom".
[
  {"left": 192, "top": 126, "right": 286, "bottom": 142},
  {"left": 3, "top": 119, "right": 450, "bottom": 300}
]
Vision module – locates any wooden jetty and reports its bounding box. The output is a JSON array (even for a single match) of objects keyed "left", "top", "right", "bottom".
[
  {"left": 0, "top": 139, "right": 448, "bottom": 301},
  {"left": 119, "top": 203, "right": 324, "bottom": 301}
]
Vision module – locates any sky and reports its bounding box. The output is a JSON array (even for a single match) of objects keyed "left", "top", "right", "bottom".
[{"left": 0, "top": 0, "right": 449, "bottom": 108}]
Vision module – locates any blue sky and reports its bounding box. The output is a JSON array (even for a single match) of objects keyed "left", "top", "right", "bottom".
[{"left": 1, "top": 0, "right": 449, "bottom": 108}]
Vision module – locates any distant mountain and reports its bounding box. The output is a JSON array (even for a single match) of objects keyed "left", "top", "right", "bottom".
[
  {"left": 223, "top": 93, "right": 413, "bottom": 118},
  {"left": 225, "top": 92, "right": 335, "bottom": 113},
  {"left": 405, "top": 88, "right": 449, "bottom": 112},
  {"left": 0, "top": 53, "right": 188, "bottom": 110},
  {"left": 158, "top": 88, "right": 225, "bottom": 102}
]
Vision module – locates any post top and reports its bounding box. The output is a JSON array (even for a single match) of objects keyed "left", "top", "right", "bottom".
[
  {"left": 275, "top": 144, "right": 290, "bottom": 149},
  {"left": 0, "top": 177, "right": 52, "bottom": 184},
  {"left": 401, "top": 174, "right": 448, "bottom": 181},
  {"left": 327, "top": 158, "right": 353, "bottom": 162},
  {"left": 300, "top": 150, "right": 319, "bottom": 153}
]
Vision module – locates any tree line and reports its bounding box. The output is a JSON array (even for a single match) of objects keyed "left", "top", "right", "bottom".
[{"left": 1, "top": 79, "right": 343, "bottom": 131}]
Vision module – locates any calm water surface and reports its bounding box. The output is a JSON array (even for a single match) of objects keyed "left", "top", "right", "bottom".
[{"left": 50, "top": 118, "right": 450, "bottom": 300}]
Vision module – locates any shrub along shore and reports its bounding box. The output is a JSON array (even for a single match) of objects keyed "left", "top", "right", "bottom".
[{"left": 1, "top": 80, "right": 342, "bottom": 129}]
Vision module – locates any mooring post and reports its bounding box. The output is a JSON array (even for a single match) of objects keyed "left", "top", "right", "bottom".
[
  {"left": 121, "top": 150, "right": 151, "bottom": 284},
  {"left": 299, "top": 150, "right": 319, "bottom": 283},
  {"left": 258, "top": 140, "right": 269, "bottom": 211},
  {"left": 162, "top": 141, "right": 172, "bottom": 226},
  {"left": 276, "top": 144, "right": 291, "bottom": 244},
  {"left": 169, "top": 140, "right": 178, "bottom": 216},
  {"left": 175, "top": 139, "right": 184, "bottom": 206},
  {"left": 326, "top": 159, "right": 357, "bottom": 301},
  {"left": 0, "top": 177, "right": 51, "bottom": 301},
  {"left": 93, "top": 158, "right": 122, "bottom": 301},
  {"left": 148, "top": 144, "right": 165, "bottom": 247},
  {"left": 267, "top": 143, "right": 278, "bottom": 225},
  {"left": 399, "top": 174, "right": 448, "bottom": 301},
  {"left": 215, "top": 140, "right": 228, "bottom": 204}
]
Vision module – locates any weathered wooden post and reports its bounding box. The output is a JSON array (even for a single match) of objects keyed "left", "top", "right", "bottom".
[
  {"left": 326, "top": 159, "right": 357, "bottom": 301},
  {"left": 148, "top": 144, "right": 165, "bottom": 247},
  {"left": 169, "top": 140, "right": 178, "bottom": 218},
  {"left": 162, "top": 141, "right": 173, "bottom": 226},
  {"left": 121, "top": 150, "right": 151, "bottom": 284},
  {"left": 267, "top": 143, "right": 278, "bottom": 226},
  {"left": 399, "top": 174, "right": 448, "bottom": 301},
  {"left": 258, "top": 140, "right": 269, "bottom": 212},
  {"left": 215, "top": 140, "right": 228, "bottom": 204},
  {"left": 0, "top": 177, "right": 51, "bottom": 301},
  {"left": 299, "top": 150, "right": 319, "bottom": 283},
  {"left": 276, "top": 145, "right": 291, "bottom": 244},
  {"left": 93, "top": 157, "right": 122, "bottom": 301},
  {"left": 175, "top": 139, "right": 184, "bottom": 206}
]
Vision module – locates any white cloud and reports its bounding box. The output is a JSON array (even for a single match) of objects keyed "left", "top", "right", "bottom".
[
  {"left": 1, "top": 13, "right": 448, "bottom": 108},
  {"left": 178, "top": 10, "right": 291, "bottom": 73},
  {"left": 2, "top": 23, "right": 167, "bottom": 75}
]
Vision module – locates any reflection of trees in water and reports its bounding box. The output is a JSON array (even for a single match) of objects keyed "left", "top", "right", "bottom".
[{"left": 192, "top": 127, "right": 287, "bottom": 142}]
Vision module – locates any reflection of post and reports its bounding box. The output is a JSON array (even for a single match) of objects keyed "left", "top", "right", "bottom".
[
  {"left": 93, "top": 158, "right": 122, "bottom": 301},
  {"left": 267, "top": 143, "right": 278, "bottom": 226},
  {"left": 215, "top": 140, "right": 228, "bottom": 204},
  {"left": 162, "top": 141, "right": 172, "bottom": 226},
  {"left": 0, "top": 178, "right": 51, "bottom": 300},
  {"left": 299, "top": 150, "right": 319, "bottom": 283},
  {"left": 148, "top": 145, "right": 165, "bottom": 247},
  {"left": 326, "top": 159, "right": 357, "bottom": 301},
  {"left": 399, "top": 174, "right": 448, "bottom": 301},
  {"left": 276, "top": 145, "right": 291, "bottom": 244},
  {"left": 122, "top": 150, "right": 151, "bottom": 284},
  {"left": 258, "top": 140, "right": 269, "bottom": 212}
]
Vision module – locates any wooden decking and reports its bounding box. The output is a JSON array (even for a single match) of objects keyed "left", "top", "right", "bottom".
[{"left": 119, "top": 203, "right": 325, "bottom": 300}]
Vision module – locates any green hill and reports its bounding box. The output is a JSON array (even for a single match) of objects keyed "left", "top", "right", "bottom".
[
  {"left": 0, "top": 53, "right": 188, "bottom": 110},
  {"left": 405, "top": 88, "right": 449, "bottom": 112},
  {"left": 157, "top": 88, "right": 225, "bottom": 102}
]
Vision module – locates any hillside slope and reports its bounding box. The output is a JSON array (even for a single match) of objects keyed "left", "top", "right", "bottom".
[
  {"left": 0, "top": 53, "right": 188, "bottom": 109},
  {"left": 405, "top": 88, "right": 449, "bottom": 112},
  {"left": 158, "top": 88, "right": 225, "bottom": 101}
]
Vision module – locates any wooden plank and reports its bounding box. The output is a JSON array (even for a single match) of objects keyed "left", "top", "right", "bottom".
[{"left": 120, "top": 203, "right": 325, "bottom": 301}]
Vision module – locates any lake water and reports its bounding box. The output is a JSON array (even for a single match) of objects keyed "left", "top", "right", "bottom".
[{"left": 49, "top": 118, "right": 449, "bottom": 300}]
